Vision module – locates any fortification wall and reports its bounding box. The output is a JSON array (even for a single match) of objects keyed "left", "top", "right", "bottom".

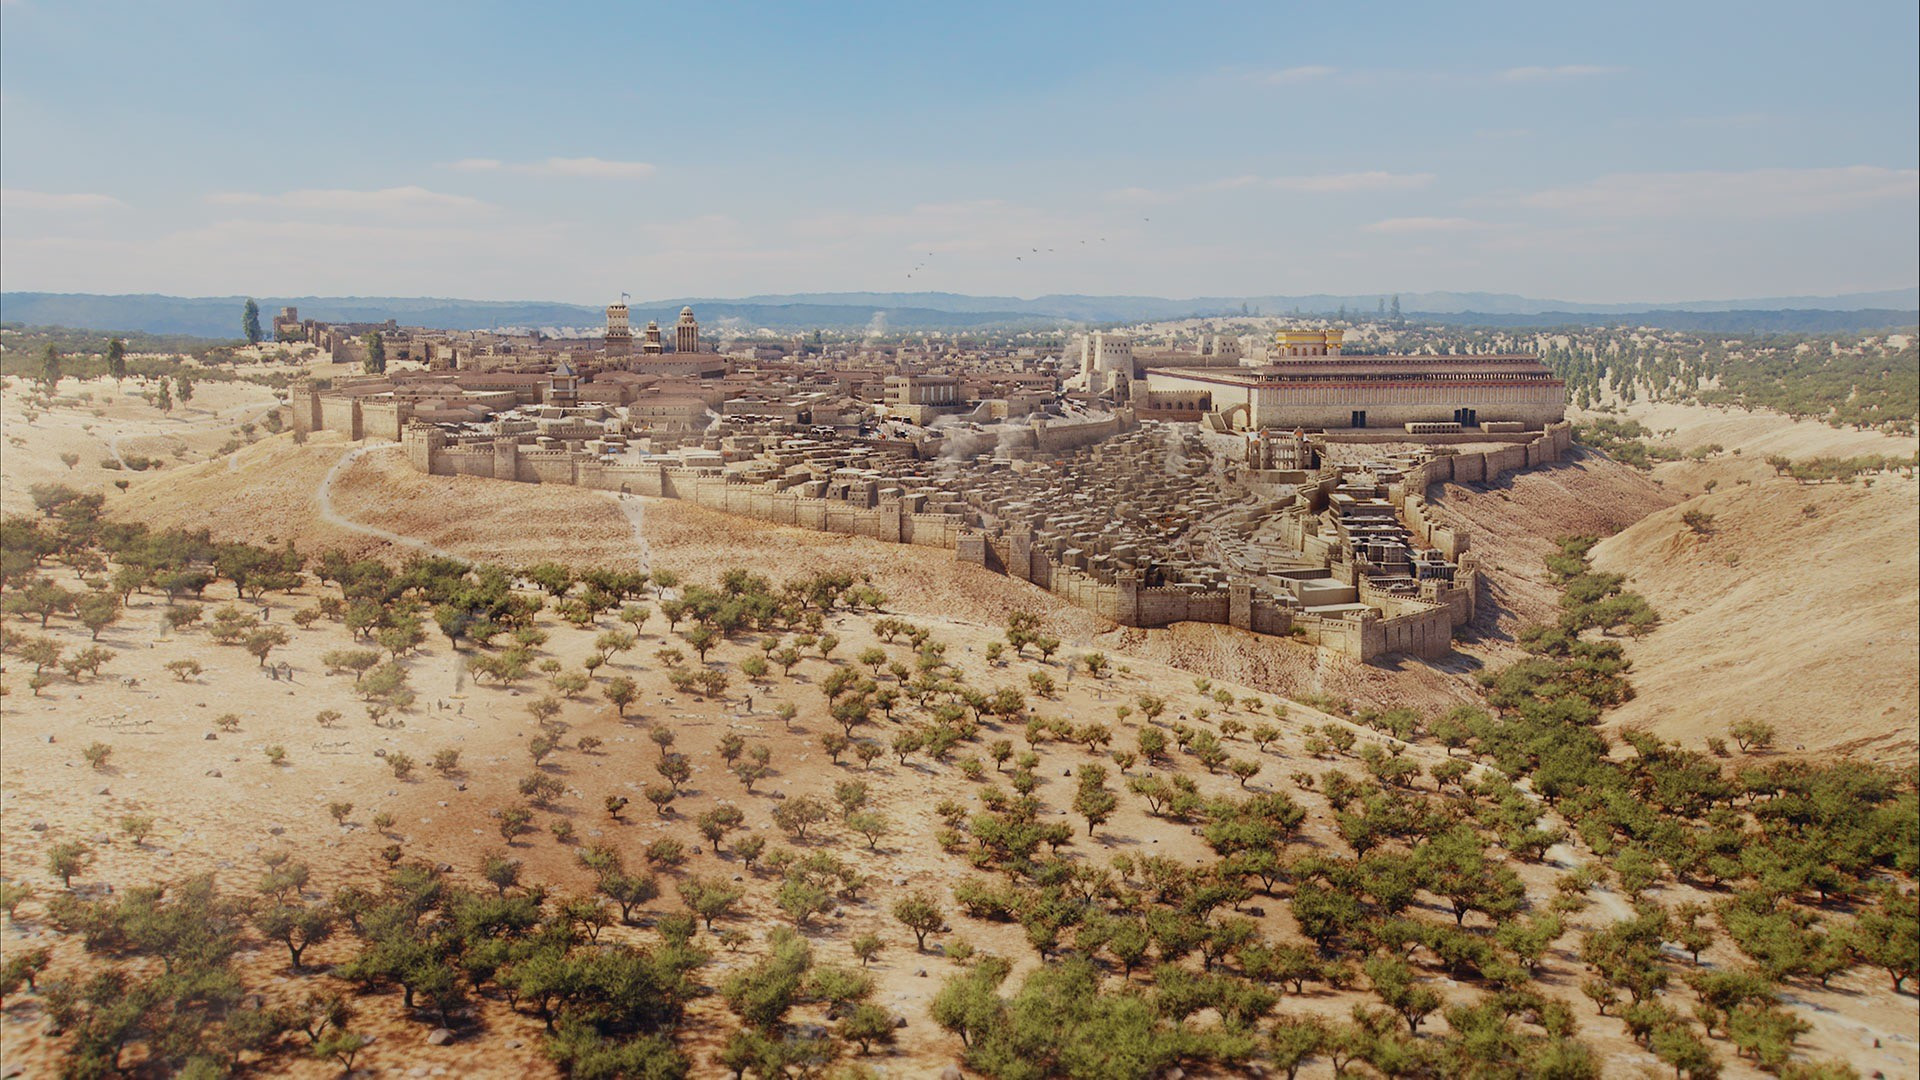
[
  {"left": 291, "top": 386, "right": 323, "bottom": 435},
  {"left": 359, "top": 400, "right": 406, "bottom": 443},
  {"left": 396, "top": 417, "right": 1574, "bottom": 662},
  {"left": 319, "top": 397, "right": 361, "bottom": 441}
]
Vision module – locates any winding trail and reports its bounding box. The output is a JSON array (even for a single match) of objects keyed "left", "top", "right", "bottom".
[{"left": 314, "top": 443, "right": 460, "bottom": 559}]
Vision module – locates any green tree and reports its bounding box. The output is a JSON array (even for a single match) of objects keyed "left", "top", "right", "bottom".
[
  {"left": 39, "top": 344, "right": 61, "bottom": 389},
  {"left": 1074, "top": 764, "right": 1118, "bottom": 836},
  {"left": 106, "top": 338, "right": 127, "bottom": 382},
  {"left": 363, "top": 332, "right": 386, "bottom": 375},
  {"left": 894, "top": 891, "right": 945, "bottom": 950},
  {"left": 48, "top": 841, "right": 92, "bottom": 887},
  {"left": 243, "top": 298, "right": 263, "bottom": 344}
]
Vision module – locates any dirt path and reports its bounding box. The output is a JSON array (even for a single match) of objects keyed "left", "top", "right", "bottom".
[
  {"left": 315, "top": 443, "right": 459, "bottom": 558},
  {"left": 600, "top": 491, "right": 653, "bottom": 573}
]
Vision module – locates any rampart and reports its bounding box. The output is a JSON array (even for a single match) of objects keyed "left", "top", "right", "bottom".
[{"left": 394, "top": 419, "right": 1572, "bottom": 663}]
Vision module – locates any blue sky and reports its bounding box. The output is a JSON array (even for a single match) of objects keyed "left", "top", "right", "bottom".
[{"left": 3, "top": 1, "right": 1915, "bottom": 304}]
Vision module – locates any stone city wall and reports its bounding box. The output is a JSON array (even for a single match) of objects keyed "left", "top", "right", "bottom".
[{"left": 394, "top": 418, "right": 1574, "bottom": 662}]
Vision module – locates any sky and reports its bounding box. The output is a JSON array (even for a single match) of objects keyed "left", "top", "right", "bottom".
[{"left": 2, "top": 1, "right": 1916, "bottom": 305}]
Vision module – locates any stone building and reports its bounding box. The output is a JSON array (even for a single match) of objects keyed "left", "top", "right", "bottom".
[
  {"left": 640, "top": 320, "right": 666, "bottom": 354},
  {"left": 272, "top": 306, "right": 303, "bottom": 342},
  {"left": 884, "top": 374, "right": 963, "bottom": 423},
  {"left": 1146, "top": 330, "right": 1565, "bottom": 431},
  {"left": 675, "top": 306, "right": 702, "bottom": 354},
  {"left": 1080, "top": 331, "right": 1134, "bottom": 394},
  {"left": 604, "top": 300, "right": 632, "bottom": 357}
]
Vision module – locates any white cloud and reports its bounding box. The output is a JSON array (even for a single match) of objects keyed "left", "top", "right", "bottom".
[
  {"left": 206, "top": 185, "right": 495, "bottom": 216},
  {"left": 3, "top": 188, "right": 127, "bottom": 211},
  {"left": 1499, "top": 64, "right": 1622, "bottom": 82},
  {"left": 1362, "top": 216, "right": 1490, "bottom": 234},
  {"left": 1261, "top": 65, "right": 1337, "bottom": 85},
  {"left": 1270, "top": 171, "right": 1434, "bottom": 193},
  {"left": 446, "top": 156, "right": 656, "bottom": 179},
  {"left": 1520, "top": 166, "right": 1920, "bottom": 218}
]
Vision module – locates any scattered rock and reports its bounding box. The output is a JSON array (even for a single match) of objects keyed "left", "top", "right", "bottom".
[
  {"left": 455, "top": 782, "right": 468, "bottom": 792},
  {"left": 1245, "top": 906, "right": 1266, "bottom": 918},
  {"left": 915, "top": 969, "right": 928, "bottom": 978},
  {"left": 42, "top": 734, "right": 54, "bottom": 744},
  {"left": 29, "top": 821, "right": 48, "bottom": 832},
  {"left": 426, "top": 1028, "right": 455, "bottom": 1046},
  {"left": 940, "top": 1067, "right": 965, "bottom": 1080},
  {"left": 205, "top": 769, "right": 222, "bottom": 778},
  {"left": 893, "top": 1014, "right": 908, "bottom": 1028},
  {"left": 94, "top": 786, "right": 111, "bottom": 796},
  {"left": 1165, "top": 1070, "right": 1185, "bottom": 1080},
  {"left": 204, "top": 732, "right": 218, "bottom": 740},
  {"left": 436, "top": 863, "right": 454, "bottom": 874},
  {"left": 268, "top": 827, "right": 284, "bottom": 836}
]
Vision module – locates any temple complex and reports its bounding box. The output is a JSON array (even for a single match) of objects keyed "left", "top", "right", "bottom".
[{"left": 283, "top": 308, "right": 1571, "bottom": 661}]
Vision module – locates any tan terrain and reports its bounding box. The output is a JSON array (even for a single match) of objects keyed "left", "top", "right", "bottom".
[{"left": 2, "top": 380, "right": 1914, "bottom": 1077}]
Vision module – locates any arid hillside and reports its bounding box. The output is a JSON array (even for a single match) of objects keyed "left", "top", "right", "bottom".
[
  {"left": 1425, "top": 450, "right": 1678, "bottom": 652},
  {"left": 1590, "top": 473, "right": 1920, "bottom": 761},
  {"left": 0, "top": 374, "right": 282, "bottom": 517},
  {"left": 105, "top": 429, "right": 1481, "bottom": 718},
  {"left": 5, "top": 379, "right": 1915, "bottom": 1078}
]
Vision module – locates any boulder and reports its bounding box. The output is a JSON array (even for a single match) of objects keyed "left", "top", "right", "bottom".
[{"left": 426, "top": 1028, "right": 455, "bottom": 1046}]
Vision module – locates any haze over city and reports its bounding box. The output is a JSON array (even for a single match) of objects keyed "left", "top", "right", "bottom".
[{"left": 2, "top": 1, "right": 1916, "bottom": 304}]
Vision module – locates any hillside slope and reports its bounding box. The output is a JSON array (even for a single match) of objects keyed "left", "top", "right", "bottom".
[
  {"left": 1424, "top": 450, "right": 1679, "bottom": 651},
  {"left": 1590, "top": 475, "right": 1920, "bottom": 761}
]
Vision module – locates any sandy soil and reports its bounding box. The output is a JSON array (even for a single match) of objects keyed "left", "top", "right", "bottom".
[
  {"left": 1578, "top": 400, "right": 1919, "bottom": 465},
  {"left": 0, "top": 375, "right": 283, "bottom": 517},
  {"left": 1590, "top": 473, "right": 1920, "bottom": 761},
  {"left": 5, "top": 566, "right": 1913, "bottom": 1078},
  {"left": 5, "top": 383, "right": 1916, "bottom": 1077}
]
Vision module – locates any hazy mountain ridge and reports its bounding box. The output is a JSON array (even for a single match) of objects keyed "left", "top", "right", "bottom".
[{"left": 3, "top": 288, "right": 1915, "bottom": 339}]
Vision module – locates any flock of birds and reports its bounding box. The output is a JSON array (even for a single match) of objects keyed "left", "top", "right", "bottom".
[{"left": 902, "top": 217, "right": 1150, "bottom": 280}]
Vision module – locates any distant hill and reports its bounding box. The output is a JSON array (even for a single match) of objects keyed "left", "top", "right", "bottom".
[
  {"left": 1413, "top": 309, "right": 1919, "bottom": 333},
  {"left": 3, "top": 288, "right": 1914, "bottom": 337}
]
